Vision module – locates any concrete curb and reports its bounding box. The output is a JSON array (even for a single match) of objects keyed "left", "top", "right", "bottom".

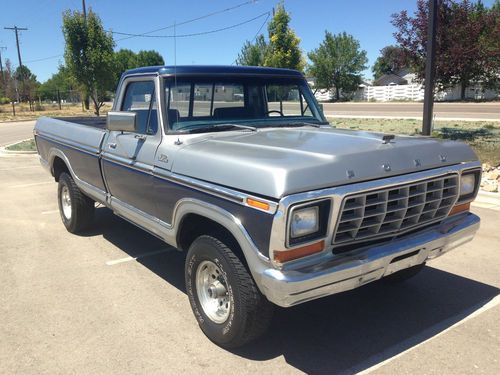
[{"left": 0, "top": 138, "right": 37, "bottom": 155}]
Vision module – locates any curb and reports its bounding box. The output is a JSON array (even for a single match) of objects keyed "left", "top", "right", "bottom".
[{"left": 0, "top": 138, "right": 37, "bottom": 155}]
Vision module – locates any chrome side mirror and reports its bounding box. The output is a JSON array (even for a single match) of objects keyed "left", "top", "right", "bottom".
[{"left": 107, "top": 111, "right": 137, "bottom": 132}]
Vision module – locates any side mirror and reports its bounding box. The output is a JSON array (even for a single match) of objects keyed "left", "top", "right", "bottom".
[{"left": 107, "top": 111, "right": 137, "bottom": 132}]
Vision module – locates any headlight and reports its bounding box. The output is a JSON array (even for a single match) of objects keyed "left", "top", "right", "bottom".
[
  {"left": 460, "top": 173, "right": 476, "bottom": 197},
  {"left": 287, "top": 200, "right": 331, "bottom": 246},
  {"left": 290, "top": 206, "right": 319, "bottom": 238}
]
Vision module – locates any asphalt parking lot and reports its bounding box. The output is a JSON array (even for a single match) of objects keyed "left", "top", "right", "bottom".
[{"left": 1, "top": 152, "right": 499, "bottom": 375}]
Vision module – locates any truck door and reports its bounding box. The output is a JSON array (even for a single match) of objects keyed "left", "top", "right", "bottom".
[{"left": 101, "top": 78, "right": 161, "bottom": 217}]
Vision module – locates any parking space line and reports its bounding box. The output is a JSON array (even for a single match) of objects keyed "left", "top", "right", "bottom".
[
  {"left": 106, "top": 248, "right": 172, "bottom": 266},
  {"left": 0, "top": 165, "right": 39, "bottom": 171},
  {"left": 41, "top": 209, "right": 59, "bottom": 215},
  {"left": 8, "top": 181, "right": 52, "bottom": 188},
  {"left": 353, "top": 294, "right": 500, "bottom": 375}
]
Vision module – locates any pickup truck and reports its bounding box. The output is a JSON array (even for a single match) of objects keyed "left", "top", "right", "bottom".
[{"left": 34, "top": 65, "right": 481, "bottom": 348}]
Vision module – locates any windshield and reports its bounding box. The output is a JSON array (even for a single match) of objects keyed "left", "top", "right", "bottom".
[{"left": 164, "top": 76, "right": 326, "bottom": 131}]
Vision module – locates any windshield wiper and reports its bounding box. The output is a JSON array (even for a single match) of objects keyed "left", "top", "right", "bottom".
[{"left": 179, "top": 123, "right": 257, "bottom": 134}]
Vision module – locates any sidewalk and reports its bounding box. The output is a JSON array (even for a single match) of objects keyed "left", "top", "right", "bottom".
[{"left": 472, "top": 191, "right": 500, "bottom": 211}]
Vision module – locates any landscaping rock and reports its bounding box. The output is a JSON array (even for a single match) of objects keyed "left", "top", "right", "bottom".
[{"left": 480, "top": 163, "right": 500, "bottom": 193}]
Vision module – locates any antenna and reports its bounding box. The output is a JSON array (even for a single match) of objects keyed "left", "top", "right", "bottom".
[{"left": 172, "top": 21, "right": 180, "bottom": 125}]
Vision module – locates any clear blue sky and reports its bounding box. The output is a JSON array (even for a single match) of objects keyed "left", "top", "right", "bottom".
[{"left": 0, "top": 0, "right": 495, "bottom": 82}]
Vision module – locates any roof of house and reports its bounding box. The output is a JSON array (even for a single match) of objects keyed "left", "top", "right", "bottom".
[{"left": 124, "top": 65, "right": 304, "bottom": 77}]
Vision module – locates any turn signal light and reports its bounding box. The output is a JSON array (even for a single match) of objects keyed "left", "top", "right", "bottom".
[
  {"left": 449, "top": 202, "right": 470, "bottom": 216},
  {"left": 247, "top": 198, "right": 270, "bottom": 211},
  {"left": 274, "top": 240, "right": 325, "bottom": 263}
]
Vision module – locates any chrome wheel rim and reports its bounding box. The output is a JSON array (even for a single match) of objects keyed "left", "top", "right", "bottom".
[
  {"left": 61, "top": 185, "right": 72, "bottom": 220},
  {"left": 195, "top": 260, "right": 231, "bottom": 324}
]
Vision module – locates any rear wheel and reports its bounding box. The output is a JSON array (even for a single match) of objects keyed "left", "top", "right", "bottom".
[
  {"left": 382, "top": 263, "right": 426, "bottom": 284},
  {"left": 185, "top": 235, "right": 274, "bottom": 348},
  {"left": 57, "top": 172, "right": 95, "bottom": 233}
]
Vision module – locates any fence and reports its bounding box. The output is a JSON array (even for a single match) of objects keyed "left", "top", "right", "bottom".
[{"left": 315, "top": 83, "right": 499, "bottom": 102}]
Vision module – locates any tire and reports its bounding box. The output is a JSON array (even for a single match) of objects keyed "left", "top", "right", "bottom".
[
  {"left": 382, "top": 263, "right": 426, "bottom": 284},
  {"left": 185, "top": 235, "right": 274, "bottom": 348},
  {"left": 57, "top": 172, "right": 95, "bottom": 233}
]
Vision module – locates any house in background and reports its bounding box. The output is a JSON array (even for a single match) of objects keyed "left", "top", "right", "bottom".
[{"left": 373, "top": 68, "right": 416, "bottom": 87}]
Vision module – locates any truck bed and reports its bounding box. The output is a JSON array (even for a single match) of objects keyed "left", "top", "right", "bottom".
[{"left": 54, "top": 116, "right": 107, "bottom": 129}]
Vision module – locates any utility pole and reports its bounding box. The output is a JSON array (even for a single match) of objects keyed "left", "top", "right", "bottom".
[
  {"left": 4, "top": 26, "right": 28, "bottom": 69},
  {"left": 0, "top": 46, "right": 6, "bottom": 83},
  {"left": 422, "top": 0, "right": 438, "bottom": 136},
  {"left": 82, "top": 0, "right": 87, "bottom": 20}
]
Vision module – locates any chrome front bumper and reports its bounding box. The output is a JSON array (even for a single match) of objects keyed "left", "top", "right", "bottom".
[{"left": 259, "top": 212, "right": 480, "bottom": 307}]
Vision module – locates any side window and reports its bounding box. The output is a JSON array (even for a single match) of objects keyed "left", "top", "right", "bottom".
[{"left": 121, "top": 81, "right": 157, "bottom": 134}]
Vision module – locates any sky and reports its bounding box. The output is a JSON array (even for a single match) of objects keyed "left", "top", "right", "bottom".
[{"left": 0, "top": 0, "right": 496, "bottom": 83}]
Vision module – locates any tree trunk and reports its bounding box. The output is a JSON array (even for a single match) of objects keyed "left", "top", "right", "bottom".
[
  {"left": 460, "top": 81, "right": 467, "bottom": 101},
  {"left": 335, "top": 86, "right": 340, "bottom": 101},
  {"left": 84, "top": 94, "right": 90, "bottom": 110}
]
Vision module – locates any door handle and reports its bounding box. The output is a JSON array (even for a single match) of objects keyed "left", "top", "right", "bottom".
[
  {"left": 109, "top": 143, "right": 117, "bottom": 149},
  {"left": 135, "top": 134, "right": 147, "bottom": 141}
]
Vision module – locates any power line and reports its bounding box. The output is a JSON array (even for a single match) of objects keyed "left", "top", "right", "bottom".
[
  {"left": 110, "top": 11, "right": 270, "bottom": 39},
  {"left": 115, "top": 0, "right": 258, "bottom": 42},
  {"left": 4, "top": 26, "right": 28, "bottom": 68},
  {"left": 25, "top": 54, "right": 63, "bottom": 64}
]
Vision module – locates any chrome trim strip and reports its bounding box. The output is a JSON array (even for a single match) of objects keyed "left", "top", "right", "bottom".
[
  {"left": 269, "top": 161, "right": 481, "bottom": 267},
  {"left": 101, "top": 154, "right": 154, "bottom": 174}
]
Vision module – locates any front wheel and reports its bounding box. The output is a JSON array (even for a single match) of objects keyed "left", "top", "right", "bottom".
[
  {"left": 58, "top": 172, "right": 95, "bottom": 233},
  {"left": 185, "top": 235, "right": 274, "bottom": 348}
]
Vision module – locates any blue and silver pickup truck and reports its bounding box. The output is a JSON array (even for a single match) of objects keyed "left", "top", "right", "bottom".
[{"left": 35, "top": 65, "right": 481, "bottom": 348}]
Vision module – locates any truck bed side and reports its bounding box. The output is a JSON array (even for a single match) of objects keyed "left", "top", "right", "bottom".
[{"left": 35, "top": 116, "right": 108, "bottom": 193}]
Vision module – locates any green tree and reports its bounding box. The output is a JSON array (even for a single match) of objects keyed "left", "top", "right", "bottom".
[
  {"left": 372, "top": 45, "right": 407, "bottom": 81},
  {"left": 235, "top": 35, "right": 268, "bottom": 66},
  {"left": 14, "top": 65, "right": 40, "bottom": 104},
  {"left": 307, "top": 31, "right": 368, "bottom": 101},
  {"left": 38, "top": 65, "right": 79, "bottom": 101},
  {"left": 263, "top": 3, "right": 304, "bottom": 70},
  {"left": 113, "top": 49, "right": 165, "bottom": 89},
  {"left": 63, "top": 9, "right": 115, "bottom": 115},
  {"left": 135, "top": 50, "right": 165, "bottom": 67}
]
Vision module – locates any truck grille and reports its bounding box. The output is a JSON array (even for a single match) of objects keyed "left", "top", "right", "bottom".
[{"left": 333, "top": 174, "right": 459, "bottom": 245}]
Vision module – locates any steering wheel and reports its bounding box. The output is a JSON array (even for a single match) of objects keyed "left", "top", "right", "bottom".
[{"left": 266, "top": 110, "right": 284, "bottom": 117}]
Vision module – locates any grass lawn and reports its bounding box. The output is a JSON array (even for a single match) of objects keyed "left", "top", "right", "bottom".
[
  {"left": 0, "top": 103, "right": 110, "bottom": 122},
  {"left": 5, "top": 139, "right": 36, "bottom": 152},
  {"left": 329, "top": 117, "right": 500, "bottom": 166}
]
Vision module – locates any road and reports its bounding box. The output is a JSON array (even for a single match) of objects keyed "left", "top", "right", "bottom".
[
  {"left": 323, "top": 102, "right": 500, "bottom": 121},
  {"left": 0, "top": 153, "right": 499, "bottom": 374},
  {"left": 0, "top": 120, "right": 35, "bottom": 146}
]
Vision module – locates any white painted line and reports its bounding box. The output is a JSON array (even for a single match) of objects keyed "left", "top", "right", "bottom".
[
  {"left": 327, "top": 114, "right": 500, "bottom": 122},
  {"left": 352, "top": 294, "right": 500, "bottom": 375},
  {"left": 106, "top": 248, "right": 171, "bottom": 266},
  {"left": 0, "top": 165, "right": 39, "bottom": 171},
  {"left": 8, "top": 181, "right": 52, "bottom": 188},
  {"left": 41, "top": 209, "right": 59, "bottom": 215}
]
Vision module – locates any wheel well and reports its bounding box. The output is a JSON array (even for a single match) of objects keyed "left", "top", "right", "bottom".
[
  {"left": 52, "top": 156, "right": 70, "bottom": 182},
  {"left": 177, "top": 213, "right": 247, "bottom": 267}
]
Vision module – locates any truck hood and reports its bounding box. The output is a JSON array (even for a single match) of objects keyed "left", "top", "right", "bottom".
[{"left": 172, "top": 127, "right": 478, "bottom": 199}]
